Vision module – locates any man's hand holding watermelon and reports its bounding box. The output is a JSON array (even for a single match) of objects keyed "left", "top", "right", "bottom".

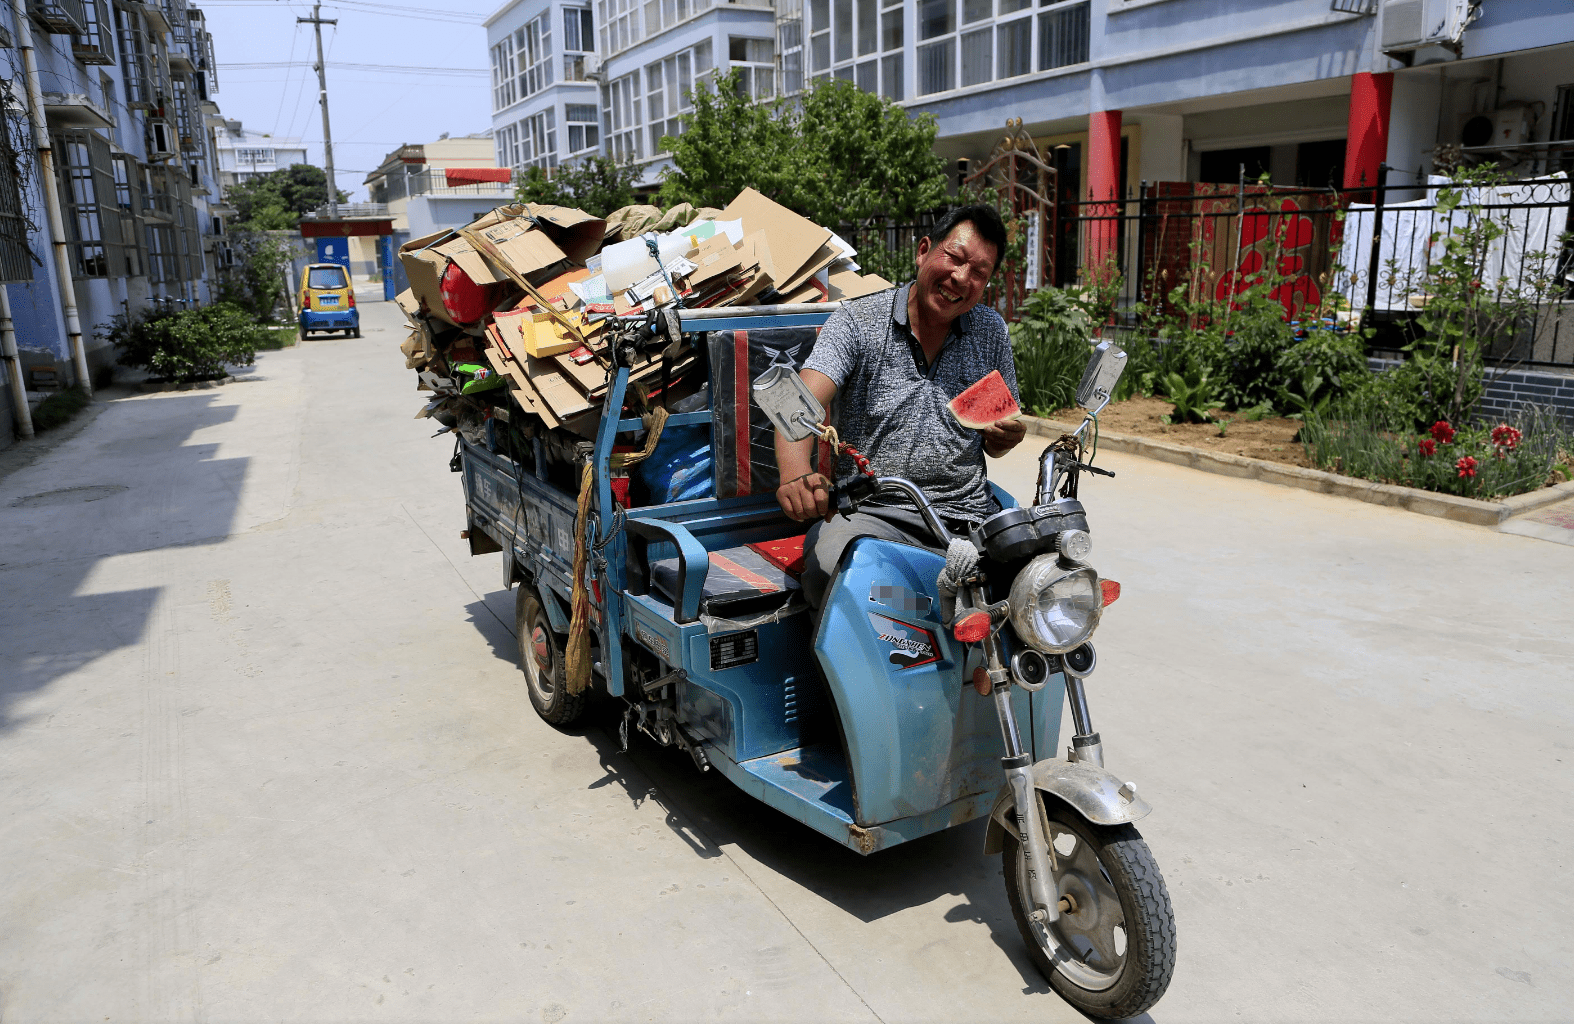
[{"left": 773, "top": 205, "right": 1027, "bottom": 609}]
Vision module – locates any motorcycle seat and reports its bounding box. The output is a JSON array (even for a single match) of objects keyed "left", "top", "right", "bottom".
[{"left": 650, "top": 543, "right": 800, "bottom": 618}]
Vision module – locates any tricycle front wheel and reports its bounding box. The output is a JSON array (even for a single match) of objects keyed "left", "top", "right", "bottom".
[
  {"left": 1002, "top": 798, "right": 1175, "bottom": 1019},
  {"left": 516, "top": 590, "right": 587, "bottom": 726}
]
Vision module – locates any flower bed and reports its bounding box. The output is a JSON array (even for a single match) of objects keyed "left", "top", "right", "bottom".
[{"left": 1299, "top": 408, "right": 1572, "bottom": 499}]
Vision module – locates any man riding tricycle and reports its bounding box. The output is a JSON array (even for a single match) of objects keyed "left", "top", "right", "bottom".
[{"left": 459, "top": 205, "right": 1176, "bottom": 1019}]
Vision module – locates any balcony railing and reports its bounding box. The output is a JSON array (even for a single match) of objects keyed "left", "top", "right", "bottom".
[{"left": 374, "top": 168, "right": 514, "bottom": 203}]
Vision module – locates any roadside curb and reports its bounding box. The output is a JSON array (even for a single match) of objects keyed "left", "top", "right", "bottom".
[
  {"left": 1022, "top": 415, "right": 1574, "bottom": 528},
  {"left": 139, "top": 375, "right": 236, "bottom": 393}
]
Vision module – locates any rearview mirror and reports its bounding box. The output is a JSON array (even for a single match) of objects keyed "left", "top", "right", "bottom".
[
  {"left": 1075, "top": 341, "right": 1128, "bottom": 411},
  {"left": 752, "top": 364, "right": 825, "bottom": 442}
]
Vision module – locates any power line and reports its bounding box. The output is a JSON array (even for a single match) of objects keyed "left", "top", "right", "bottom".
[
  {"left": 222, "top": 61, "right": 488, "bottom": 76},
  {"left": 199, "top": 0, "right": 487, "bottom": 25}
]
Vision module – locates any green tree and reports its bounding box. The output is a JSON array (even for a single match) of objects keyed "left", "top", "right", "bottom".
[
  {"left": 657, "top": 74, "right": 944, "bottom": 226},
  {"left": 515, "top": 156, "right": 641, "bottom": 217},
  {"left": 227, "top": 163, "right": 346, "bottom": 227}
]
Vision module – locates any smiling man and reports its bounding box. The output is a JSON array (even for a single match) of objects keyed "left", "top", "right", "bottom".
[{"left": 774, "top": 204, "right": 1027, "bottom": 609}]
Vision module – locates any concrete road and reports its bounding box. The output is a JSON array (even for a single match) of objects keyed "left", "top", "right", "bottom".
[{"left": 2, "top": 295, "right": 1571, "bottom": 1023}]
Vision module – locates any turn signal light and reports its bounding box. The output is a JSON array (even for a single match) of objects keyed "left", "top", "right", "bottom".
[
  {"left": 1101, "top": 580, "right": 1121, "bottom": 606},
  {"left": 953, "top": 611, "right": 992, "bottom": 643}
]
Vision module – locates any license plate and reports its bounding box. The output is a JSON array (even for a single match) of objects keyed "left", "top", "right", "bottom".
[{"left": 319, "top": 296, "right": 339, "bottom": 306}]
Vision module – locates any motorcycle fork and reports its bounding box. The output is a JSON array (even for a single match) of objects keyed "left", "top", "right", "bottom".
[
  {"left": 982, "top": 628, "right": 1060, "bottom": 924},
  {"left": 1064, "top": 674, "right": 1104, "bottom": 768}
]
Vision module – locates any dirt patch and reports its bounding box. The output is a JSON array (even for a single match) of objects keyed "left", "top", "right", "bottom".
[{"left": 1053, "top": 396, "right": 1313, "bottom": 469}]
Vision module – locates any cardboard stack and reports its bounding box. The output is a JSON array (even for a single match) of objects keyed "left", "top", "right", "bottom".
[{"left": 399, "top": 190, "right": 894, "bottom": 440}]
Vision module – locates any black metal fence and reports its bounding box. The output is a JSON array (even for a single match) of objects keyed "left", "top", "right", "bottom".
[{"left": 1053, "top": 169, "right": 1574, "bottom": 369}]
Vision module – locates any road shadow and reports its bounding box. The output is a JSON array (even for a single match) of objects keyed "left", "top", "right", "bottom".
[{"left": 0, "top": 392, "right": 248, "bottom": 739}]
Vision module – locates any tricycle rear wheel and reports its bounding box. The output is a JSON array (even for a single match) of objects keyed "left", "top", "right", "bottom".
[
  {"left": 1002, "top": 798, "right": 1175, "bottom": 1019},
  {"left": 516, "top": 590, "right": 587, "bottom": 726}
]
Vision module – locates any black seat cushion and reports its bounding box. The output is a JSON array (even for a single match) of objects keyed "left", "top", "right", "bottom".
[{"left": 651, "top": 544, "right": 800, "bottom": 616}]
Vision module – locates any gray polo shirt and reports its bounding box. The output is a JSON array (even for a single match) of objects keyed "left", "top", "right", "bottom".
[{"left": 803, "top": 282, "right": 1018, "bottom": 522}]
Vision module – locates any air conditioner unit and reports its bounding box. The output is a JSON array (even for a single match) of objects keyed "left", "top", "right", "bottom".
[
  {"left": 1459, "top": 104, "right": 1532, "bottom": 149},
  {"left": 1381, "top": 0, "right": 1475, "bottom": 53},
  {"left": 148, "top": 119, "right": 175, "bottom": 159}
]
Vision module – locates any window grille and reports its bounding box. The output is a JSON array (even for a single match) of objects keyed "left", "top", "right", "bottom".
[
  {"left": 116, "top": 6, "right": 153, "bottom": 110},
  {"left": 73, "top": 0, "right": 115, "bottom": 64},
  {"left": 28, "top": 0, "right": 86, "bottom": 36},
  {"left": 0, "top": 90, "right": 34, "bottom": 284},
  {"left": 52, "top": 129, "right": 123, "bottom": 279}
]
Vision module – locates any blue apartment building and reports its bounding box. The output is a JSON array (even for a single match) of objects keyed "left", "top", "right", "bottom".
[{"left": 1, "top": 0, "right": 233, "bottom": 444}]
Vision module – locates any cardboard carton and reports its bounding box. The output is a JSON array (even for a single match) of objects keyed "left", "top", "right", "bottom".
[{"left": 721, "top": 188, "right": 831, "bottom": 291}]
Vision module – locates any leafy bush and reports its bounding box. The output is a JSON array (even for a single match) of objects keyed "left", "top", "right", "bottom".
[
  {"left": 1161, "top": 365, "right": 1220, "bottom": 424},
  {"left": 31, "top": 385, "right": 90, "bottom": 431},
  {"left": 1301, "top": 404, "right": 1571, "bottom": 498},
  {"left": 218, "top": 229, "right": 305, "bottom": 321},
  {"left": 1009, "top": 286, "right": 1095, "bottom": 415},
  {"left": 516, "top": 156, "right": 640, "bottom": 218},
  {"left": 105, "top": 303, "right": 264, "bottom": 383}
]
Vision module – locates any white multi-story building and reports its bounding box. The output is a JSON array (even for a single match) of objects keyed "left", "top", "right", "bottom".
[
  {"left": 2, "top": 0, "right": 236, "bottom": 443},
  {"left": 483, "top": 0, "right": 1574, "bottom": 205},
  {"left": 212, "top": 122, "right": 308, "bottom": 190},
  {"left": 484, "top": 0, "right": 605, "bottom": 175}
]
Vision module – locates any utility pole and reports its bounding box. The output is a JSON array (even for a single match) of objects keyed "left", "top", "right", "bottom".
[{"left": 297, "top": 4, "right": 339, "bottom": 218}]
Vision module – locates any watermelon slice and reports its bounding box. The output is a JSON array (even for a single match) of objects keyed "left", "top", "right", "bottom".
[{"left": 948, "top": 370, "right": 1022, "bottom": 429}]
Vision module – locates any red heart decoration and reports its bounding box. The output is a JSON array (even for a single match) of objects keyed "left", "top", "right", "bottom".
[
  {"left": 1239, "top": 211, "right": 1272, "bottom": 246},
  {"left": 1278, "top": 214, "right": 1315, "bottom": 249}
]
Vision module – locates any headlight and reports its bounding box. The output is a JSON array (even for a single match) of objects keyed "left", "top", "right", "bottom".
[{"left": 1007, "top": 554, "right": 1103, "bottom": 654}]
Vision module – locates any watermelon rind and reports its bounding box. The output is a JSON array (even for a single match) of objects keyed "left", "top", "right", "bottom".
[{"left": 948, "top": 369, "right": 1022, "bottom": 430}]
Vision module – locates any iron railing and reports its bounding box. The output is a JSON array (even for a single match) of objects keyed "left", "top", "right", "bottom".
[{"left": 1049, "top": 170, "right": 1574, "bottom": 369}]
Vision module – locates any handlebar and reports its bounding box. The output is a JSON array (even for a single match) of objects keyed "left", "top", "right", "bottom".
[{"left": 828, "top": 474, "right": 955, "bottom": 548}]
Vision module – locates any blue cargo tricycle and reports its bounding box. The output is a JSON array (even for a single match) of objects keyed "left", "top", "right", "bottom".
[{"left": 457, "top": 303, "right": 1175, "bottom": 1018}]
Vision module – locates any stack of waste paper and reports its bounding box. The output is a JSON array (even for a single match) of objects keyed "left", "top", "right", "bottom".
[{"left": 398, "top": 188, "right": 893, "bottom": 444}]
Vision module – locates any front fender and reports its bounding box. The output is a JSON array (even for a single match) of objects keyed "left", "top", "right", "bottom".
[{"left": 982, "top": 758, "right": 1152, "bottom": 855}]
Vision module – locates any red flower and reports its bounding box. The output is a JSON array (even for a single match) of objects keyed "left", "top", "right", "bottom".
[
  {"left": 1430, "top": 420, "right": 1456, "bottom": 444},
  {"left": 1417, "top": 438, "right": 1437, "bottom": 456},
  {"left": 1491, "top": 424, "right": 1522, "bottom": 450},
  {"left": 1456, "top": 456, "right": 1478, "bottom": 478}
]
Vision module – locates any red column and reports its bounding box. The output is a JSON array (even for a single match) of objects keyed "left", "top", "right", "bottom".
[
  {"left": 1085, "top": 110, "right": 1122, "bottom": 284},
  {"left": 1343, "top": 71, "right": 1393, "bottom": 190}
]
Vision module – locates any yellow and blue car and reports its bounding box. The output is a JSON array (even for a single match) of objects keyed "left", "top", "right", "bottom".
[{"left": 298, "top": 263, "right": 360, "bottom": 338}]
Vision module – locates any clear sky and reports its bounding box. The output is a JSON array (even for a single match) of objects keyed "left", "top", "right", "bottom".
[{"left": 201, "top": 0, "right": 496, "bottom": 201}]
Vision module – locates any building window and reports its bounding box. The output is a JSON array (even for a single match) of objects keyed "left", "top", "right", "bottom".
[
  {"left": 997, "top": 0, "right": 1032, "bottom": 79},
  {"left": 779, "top": 14, "right": 804, "bottom": 96},
  {"left": 491, "top": 35, "right": 517, "bottom": 110},
  {"left": 603, "top": 71, "right": 644, "bottom": 164},
  {"left": 496, "top": 123, "right": 520, "bottom": 168},
  {"left": 729, "top": 37, "right": 775, "bottom": 100},
  {"left": 598, "top": 0, "right": 643, "bottom": 56},
  {"left": 515, "top": 11, "right": 555, "bottom": 101},
  {"left": 566, "top": 103, "right": 600, "bottom": 154},
  {"left": 235, "top": 148, "right": 275, "bottom": 167},
  {"left": 520, "top": 109, "right": 558, "bottom": 169},
  {"left": 810, "top": 0, "right": 830, "bottom": 73},
  {"left": 1039, "top": 0, "right": 1089, "bottom": 72},
  {"left": 564, "top": 6, "right": 594, "bottom": 51}
]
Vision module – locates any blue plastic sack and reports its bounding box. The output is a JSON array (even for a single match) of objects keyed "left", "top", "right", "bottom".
[{"left": 636, "top": 423, "right": 716, "bottom": 503}]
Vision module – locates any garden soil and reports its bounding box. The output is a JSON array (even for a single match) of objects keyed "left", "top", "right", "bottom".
[{"left": 1063, "top": 396, "right": 1314, "bottom": 469}]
